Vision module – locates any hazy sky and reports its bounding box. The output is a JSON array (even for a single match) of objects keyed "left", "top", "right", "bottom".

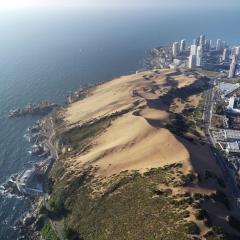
[{"left": 1, "top": 0, "right": 239, "bottom": 10}]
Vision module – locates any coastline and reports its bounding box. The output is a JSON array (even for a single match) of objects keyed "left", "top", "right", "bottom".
[
  {"left": 13, "top": 45, "right": 235, "bottom": 239},
  {"left": 14, "top": 52, "right": 155, "bottom": 239},
  {"left": 34, "top": 67, "right": 205, "bottom": 238},
  {"left": 17, "top": 64, "right": 199, "bottom": 238}
]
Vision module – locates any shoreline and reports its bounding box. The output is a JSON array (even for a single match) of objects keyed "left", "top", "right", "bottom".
[
  {"left": 13, "top": 50, "right": 157, "bottom": 239},
  {"left": 12, "top": 43, "right": 223, "bottom": 239},
  {"left": 38, "top": 66, "right": 220, "bottom": 239},
  {"left": 16, "top": 65, "right": 196, "bottom": 239},
  {"left": 14, "top": 65, "right": 235, "bottom": 239}
]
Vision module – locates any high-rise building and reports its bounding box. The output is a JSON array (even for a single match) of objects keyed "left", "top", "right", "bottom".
[
  {"left": 199, "top": 35, "right": 205, "bottom": 48},
  {"left": 190, "top": 44, "right": 197, "bottom": 56},
  {"left": 231, "top": 47, "right": 236, "bottom": 56},
  {"left": 196, "top": 46, "right": 203, "bottom": 67},
  {"left": 172, "top": 42, "right": 179, "bottom": 57},
  {"left": 216, "top": 39, "right": 223, "bottom": 51},
  {"left": 209, "top": 40, "right": 212, "bottom": 49},
  {"left": 193, "top": 39, "right": 197, "bottom": 45},
  {"left": 228, "top": 55, "right": 238, "bottom": 78},
  {"left": 188, "top": 54, "right": 196, "bottom": 69},
  {"left": 222, "top": 48, "right": 230, "bottom": 62},
  {"left": 180, "top": 39, "right": 186, "bottom": 53},
  {"left": 236, "top": 46, "right": 240, "bottom": 56},
  {"left": 205, "top": 39, "right": 211, "bottom": 51}
]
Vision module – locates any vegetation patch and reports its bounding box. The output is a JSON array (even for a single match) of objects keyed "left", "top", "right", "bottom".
[
  {"left": 58, "top": 117, "right": 111, "bottom": 154},
  {"left": 195, "top": 209, "right": 208, "bottom": 220},
  {"left": 40, "top": 218, "right": 57, "bottom": 240},
  {"left": 47, "top": 164, "right": 203, "bottom": 240},
  {"left": 183, "top": 221, "right": 200, "bottom": 235}
]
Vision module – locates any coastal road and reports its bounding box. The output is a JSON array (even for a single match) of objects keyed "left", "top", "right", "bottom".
[
  {"left": 42, "top": 118, "right": 64, "bottom": 240},
  {"left": 44, "top": 118, "right": 58, "bottom": 160},
  {"left": 203, "top": 79, "right": 215, "bottom": 144}
]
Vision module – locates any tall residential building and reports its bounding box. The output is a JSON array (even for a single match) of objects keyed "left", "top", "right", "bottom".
[
  {"left": 199, "top": 35, "right": 205, "bottom": 48},
  {"left": 172, "top": 42, "right": 179, "bottom": 57},
  {"left": 231, "top": 47, "right": 236, "bottom": 56},
  {"left": 223, "top": 41, "right": 226, "bottom": 48},
  {"left": 180, "top": 39, "right": 186, "bottom": 53},
  {"left": 205, "top": 39, "right": 211, "bottom": 51},
  {"left": 236, "top": 46, "right": 240, "bottom": 56},
  {"left": 222, "top": 48, "right": 230, "bottom": 62},
  {"left": 228, "top": 55, "right": 238, "bottom": 78},
  {"left": 190, "top": 44, "right": 197, "bottom": 56},
  {"left": 188, "top": 54, "right": 196, "bottom": 69},
  {"left": 196, "top": 46, "right": 203, "bottom": 67},
  {"left": 216, "top": 39, "right": 223, "bottom": 51},
  {"left": 209, "top": 40, "right": 212, "bottom": 49}
]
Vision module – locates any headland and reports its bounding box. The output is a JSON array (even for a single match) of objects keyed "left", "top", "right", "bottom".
[{"left": 9, "top": 34, "right": 240, "bottom": 240}]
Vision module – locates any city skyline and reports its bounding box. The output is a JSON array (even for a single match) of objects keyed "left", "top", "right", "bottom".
[{"left": 171, "top": 34, "right": 239, "bottom": 77}]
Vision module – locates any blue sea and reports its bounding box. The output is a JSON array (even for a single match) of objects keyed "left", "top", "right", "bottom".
[{"left": 0, "top": 6, "right": 240, "bottom": 239}]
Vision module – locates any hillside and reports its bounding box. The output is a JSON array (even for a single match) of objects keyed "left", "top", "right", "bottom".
[{"left": 37, "top": 69, "right": 240, "bottom": 240}]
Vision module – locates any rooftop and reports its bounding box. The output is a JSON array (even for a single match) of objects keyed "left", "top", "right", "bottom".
[
  {"left": 218, "top": 82, "right": 240, "bottom": 97},
  {"left": 225, "top": 129, "right": 240, "bottom": 140},
  {"left": 227, "top": 141, "right": 240, "bottom": 150}
]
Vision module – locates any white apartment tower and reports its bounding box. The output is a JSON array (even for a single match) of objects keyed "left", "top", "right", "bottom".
[
  {"left": 228, "top": 55, "right": 238, "bottom": 78},
  {"left": 199, "top": 35, "right": 205, "bottom": 48},
  {"left": 190, "top": 44, "right": 197, "bottom": 56},
  {"left": 172, "top": 42, "right": 179, "bottom": 57},
  {"left": 205, "top": 39, "right": 211, "bottom": 51},
  {"left": 196, "top": 46, "right": 203, "bottom": 67},
  {"left": 222, "top": 48, "right": 230, "bottom": 62},
  {"left": 236, "top": 46, "right": 240, "bottom": 56},
  {"left": 188, "top": 54, "right": 196, "bottom": 69},
  {"left": 216, "top": 39, "right": 223, "bottom": 51},
  {"left": 180, "top": 39, "right": 186, "bottom": 53}
]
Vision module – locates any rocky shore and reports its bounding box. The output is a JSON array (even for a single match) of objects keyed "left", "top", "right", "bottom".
[
  {"left": 6, "top": 48, "right": 162, "bottom": 239},
  {"left": 9, "top": 102, "right": 58, "bottom": 118}
]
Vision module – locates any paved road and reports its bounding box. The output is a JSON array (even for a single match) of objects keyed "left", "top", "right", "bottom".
[
  {"left": 211, "top": 148, "right": 240, "bottom": 197},
  {"left": 43, "top": 118, "right": 64, "bottom": 240},
  {"left": 202, "top": 77, "right": 240, "bottom": 200}
]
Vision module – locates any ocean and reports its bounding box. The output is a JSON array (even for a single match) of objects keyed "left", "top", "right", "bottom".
[{"left": 0, "top": 6, "right": 240, "bottom": 239}]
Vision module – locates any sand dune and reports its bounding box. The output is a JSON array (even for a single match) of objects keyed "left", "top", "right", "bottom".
[
  {"left": 56, "top": 69, "right": 237, "bottom": 239},
  {"left": 68, "top": 113, "right": 190, "bottom": 177},
  {"left": 63, "top": 69, "right": 200, "bottom": 177},
  {"left": 64, "top": 70, "right": 169, "bottom": 125},
  {"left": 173, "top": 74, "right": 197, "bottom": 88}
]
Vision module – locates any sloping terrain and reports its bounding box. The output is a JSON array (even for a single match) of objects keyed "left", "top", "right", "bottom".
[
  {"left": 40, "top": 69, "right": 240, "bottom": 240},
  {"left": 62, "top": 69, "right": 201, "bottom": 177}
]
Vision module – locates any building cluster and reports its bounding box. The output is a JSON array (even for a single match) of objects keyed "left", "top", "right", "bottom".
[
  {"left": 212, "top": 82, "right": 240, "bottom": 183},
  {"left": 171, "top": 35, "right": 240, "bottom": 78}
]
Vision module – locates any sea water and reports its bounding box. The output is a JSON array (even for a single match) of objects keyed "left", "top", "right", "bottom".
[{"left": 0, "top": 7, "right": 239, "bottom": 239}]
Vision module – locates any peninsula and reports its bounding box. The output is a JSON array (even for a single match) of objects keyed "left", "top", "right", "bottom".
[{"left": 18, "top": 35, "right": 240, "bottom": 240}]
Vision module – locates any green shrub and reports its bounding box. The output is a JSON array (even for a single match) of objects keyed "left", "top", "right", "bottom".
[
  {"left": 41, "top": 218, "right": 57, "bottom": 240},
  {"left": 195, "top": 209, "right": 208, "bottom": 220},
  {"left": 193, "top": 193, "right": 203, "bottom": 201},
  {"left": 184, "top": 221, "right": 200, "bottom": 235}
]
